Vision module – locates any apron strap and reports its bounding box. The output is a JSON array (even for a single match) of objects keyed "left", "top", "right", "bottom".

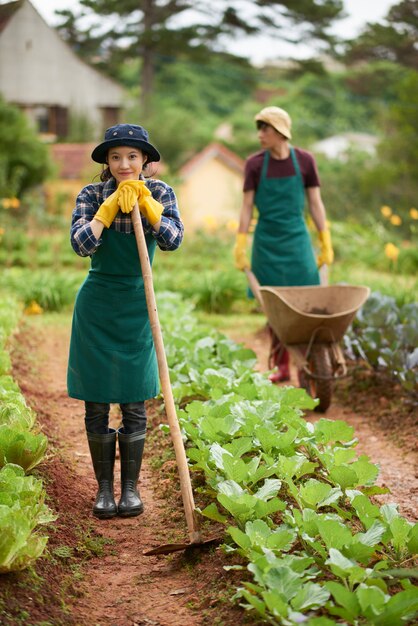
[
  {"left": 260, "top": 150, "right": 270, "bottom": 180},
  {"left": 261, "top": 147, "right": 302, "bottom": 182},
  {"left": 289, "top": 147, "right": 303, "bottom": 181}
]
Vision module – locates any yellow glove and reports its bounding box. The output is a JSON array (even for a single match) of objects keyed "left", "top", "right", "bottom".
[
  {"left": 118, "top": 185, "right": 137, "bottom": 214},
  {"left": 234, "top": 233, "right": 250, "bottom": 270},
  {"left": 139, "top": 196, "right": 164, "bottom": 226},
  {"left": 118, "top": 180, "right": 151, "bottom": 214},
  {"left": 94, "top": 190, "right": 120, "bottom": 228},
  {"left": 317, "top": 229, "right": 334, "bottom": 266}
]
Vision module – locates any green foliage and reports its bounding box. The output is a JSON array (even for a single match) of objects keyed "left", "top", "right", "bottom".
[
  {"left": 379, "top": 71, "right": 418, "bottom": 180},
  {"left": 0, "top": 426, "right": 48, "bottom": 472},
  {"left": 57, "top": 0, "right": 344, "bottom": 107},
  {"left": 0, "top": 298, "right": 53, "bottom": 573},
  {"left": 0, "top": 270, "right": 82, "bottom": 312},
  {"left": 343, "top": 0, "right": 418, "bottom": 70},
  {"left": 0, "top": 97, "right": 51, "bottom": 197},
  {"left": 343, "top": 61, "right": 411, "bottom": 106},
  {"left": 345, "top": 292, "right": 418, "bottom": 395},
  {"left": 0, "top": 464, "right": 56, "bottom": 573},
  {"left": 65, "top": 110, "right": 96, "bottom": 143},
  {"left": 156, "top": 291, "right": 418, "bottom": 625}
]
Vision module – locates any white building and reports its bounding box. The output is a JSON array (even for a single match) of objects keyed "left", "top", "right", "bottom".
[{"left": 0, "top": 0, "right": 124, "bottom": 138}]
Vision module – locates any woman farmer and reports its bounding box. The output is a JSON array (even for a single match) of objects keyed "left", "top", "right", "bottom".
[
  {"left": 234, "top": 106, "right": 334, "bottom": 382},
  {"left": 67, "top": 124, "right": 184, "bottom": 519}
]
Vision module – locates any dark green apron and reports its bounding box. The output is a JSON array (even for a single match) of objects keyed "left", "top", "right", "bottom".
[
  {"left": 67, "top": 229, "right": 159, "bottom": 403},
  {"left": 251, "top": 148, "right": 319, "bottom": 292}
]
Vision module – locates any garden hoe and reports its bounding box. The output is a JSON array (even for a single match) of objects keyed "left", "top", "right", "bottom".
[{"left": 131, "top": 204, "right": 220, "bottom": 556}]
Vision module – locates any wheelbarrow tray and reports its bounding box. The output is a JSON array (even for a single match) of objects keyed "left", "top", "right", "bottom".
[{"left": 259, "top": 284, "right": 370, "bottom": 345}]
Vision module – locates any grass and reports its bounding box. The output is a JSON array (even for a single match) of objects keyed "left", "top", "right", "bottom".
[
  {"left": 331, "top": 262, "right": 418, "bottom": 305},
  {"left": 196, "top": 309, "right": 265, "bottom": 338}
]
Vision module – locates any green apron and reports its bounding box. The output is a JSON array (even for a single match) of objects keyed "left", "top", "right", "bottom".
[
  {"left": 251, "top": 148, "right": 319, "bottom": 291},
  {"left": 67, "top": 229, "right": 159, "bottom": 403}
]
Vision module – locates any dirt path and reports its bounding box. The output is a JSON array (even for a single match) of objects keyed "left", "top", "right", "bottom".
[
  {"left": 5, "top": 316, "right": 417, "bottom": 625},
  {"left": 10, "top": 319, "right": 245, "bottom": 626}
]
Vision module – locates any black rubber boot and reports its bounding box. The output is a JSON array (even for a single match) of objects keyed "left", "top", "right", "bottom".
[
  {"left": 87, "top": 429, "right": 117, "bottom": 519},
  {"left": 117, "top": 428, "right": 146, "bottom": 517}
]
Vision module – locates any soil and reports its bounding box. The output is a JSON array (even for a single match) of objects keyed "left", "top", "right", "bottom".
[{"left": 0, "top": 317, "right": 417, "bottom": 626}]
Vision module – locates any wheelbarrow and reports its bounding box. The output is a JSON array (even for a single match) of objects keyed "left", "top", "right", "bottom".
[{"left": 246, "top": 270, "right": 370, "bottom": 412}]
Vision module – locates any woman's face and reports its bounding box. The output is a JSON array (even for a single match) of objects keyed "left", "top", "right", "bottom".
[{"left": 107, "top": 146, "right": 147, "bottom": 185}]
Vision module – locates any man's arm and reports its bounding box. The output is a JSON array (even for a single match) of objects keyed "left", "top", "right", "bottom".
[
  {"left": 306, "top": 186, "right": 334, "bottom": 266},
  {"left": 234, "top": 189, "right": 255, "bottom": 271},
  {"left": 238, "top": 189, "right": 255, "bottom": 233},
  {"left": 306, "top": 186, "right": 327, "bottom": 232}
]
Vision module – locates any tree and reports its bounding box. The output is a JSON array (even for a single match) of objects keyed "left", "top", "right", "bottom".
[
  {"left": 343, "top": 0, "right": 418, "bottom": 70},
  {"left": 0, "top": 98, "right": 51, "bottom": 198},
  {"left": 55, "top": 0, "right": 344, "bottom": 117}
]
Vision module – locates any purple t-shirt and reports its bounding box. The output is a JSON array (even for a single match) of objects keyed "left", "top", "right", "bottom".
[{"left": 243, "top": 147, "right": 320, "bottom": 192}]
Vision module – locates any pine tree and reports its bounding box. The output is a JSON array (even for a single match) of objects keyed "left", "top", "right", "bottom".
[{"left": 55, "top": 0, "right": 344, "bottom": 116}]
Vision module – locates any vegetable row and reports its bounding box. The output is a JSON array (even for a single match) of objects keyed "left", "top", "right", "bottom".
[
  {"left": 0, "top": 296, "right": 54, "bottom": 574},
  {"left": 158, "top": 293, "right": 418, "bottom": 626}
]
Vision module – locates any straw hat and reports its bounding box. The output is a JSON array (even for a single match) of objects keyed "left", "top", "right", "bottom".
[{"left": 255, "top": 106, "right": 292, "bottom": 139}]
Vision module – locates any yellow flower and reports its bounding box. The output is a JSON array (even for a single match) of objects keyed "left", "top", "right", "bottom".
[
  {"left": 24, "top": 301, "right": 43, "bottom": 315},
  {"left": 410, "top": 208, "right": 418, "bottom": 220},
  {"left": 384, "top": 242, "right": 400, "bottom": 262},
  {"left": 226, "top": 219, "right": 239, "bottom": 233},
  {"left": 202, "top": 215, "right": 218, "bottom": 232},
  {"left": 390, "top": 214, "right": 402, "bottom": 226},
  {"left": 1, "top": 197, "right": 20, "bottom": 210},
  {"left": 0, "top": 227, "right": 4, "bottom": 236},
  {"left": 380, "top": 205, "right": 392, "bottom": 218}
]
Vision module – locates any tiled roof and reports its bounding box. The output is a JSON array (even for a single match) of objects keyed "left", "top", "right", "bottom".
[{"left": 179, "top": 142, "right": 245, "bottom": 178}]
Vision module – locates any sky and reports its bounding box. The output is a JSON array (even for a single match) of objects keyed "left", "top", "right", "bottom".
[{"left": 27, "top": 0, "right": 398, "bottom": 65}]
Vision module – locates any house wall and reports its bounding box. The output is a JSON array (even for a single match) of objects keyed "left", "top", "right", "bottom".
[
  {"left": 179, "top": 157, "right": 243, "bottom": 231},
  {"left": 0, "top": 0, "right": 122, "bottom": 134}
]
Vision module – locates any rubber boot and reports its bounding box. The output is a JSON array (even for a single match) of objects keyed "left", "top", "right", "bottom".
[
  {"left": 87, "top": 429, "right": 117, "bottom": 519},
  {"left": 268, "top": 326, "right": 290, "bottom": 383},
  {"left": 117, "top": 428, "right": 146, "bottom": 517}
]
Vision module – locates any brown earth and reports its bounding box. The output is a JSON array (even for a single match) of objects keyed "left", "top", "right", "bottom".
[{"left": 0, "top": 317, "right": 417, "bottom": 626}]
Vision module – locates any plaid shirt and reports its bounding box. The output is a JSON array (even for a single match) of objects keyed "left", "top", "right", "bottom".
[{"left": 71, "top": 177, "right": 184, "bottom": 257}]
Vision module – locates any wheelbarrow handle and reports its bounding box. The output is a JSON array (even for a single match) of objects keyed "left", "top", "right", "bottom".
[
  {"left": 244, "top": 268, "right": 265, "bottom": 312},
  {"left": 131, "top": 204, "right": 202, "bottom": 544}
]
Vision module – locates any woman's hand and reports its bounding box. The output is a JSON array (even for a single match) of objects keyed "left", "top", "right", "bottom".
[
  {"left": 118, "top": 180, "right": 163, "bottom": 226},
  {"left": 118, "top": 180, "right": 150, "bottom": 214},
  {"left": 94, "top": 189, "right": 121, "bottom": 227}
]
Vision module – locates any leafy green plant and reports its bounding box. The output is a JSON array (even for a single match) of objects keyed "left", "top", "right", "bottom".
[
  {"left": 0, "top": 295, "right": 53, "bottom": 573},
  {"left": 345, "top": 291, "right": 418, "bottom": 395},
  {"left": 156, "top": 291, "right": 418, "bottom": 625},
  {"left": 0, "top": 426, "right": 48, "bottom": 472},
  {"left": 0, "top": 464, "right": 56, "bottom": 573}
]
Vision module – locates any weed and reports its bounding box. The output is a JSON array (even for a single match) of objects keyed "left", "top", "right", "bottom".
[
  {"left": 77, "top": 532, "right": 114, "bottom": 559},
  {"left": 52, "top": 545, "right": 74, "bottom": 561}
]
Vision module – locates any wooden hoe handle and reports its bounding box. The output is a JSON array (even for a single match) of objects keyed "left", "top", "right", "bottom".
[{"left": 131, "top": 205, "right": 201, "bottom": 544}]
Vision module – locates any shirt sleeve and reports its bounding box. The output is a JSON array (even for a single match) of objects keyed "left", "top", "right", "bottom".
[
  {"left": 70, "top": 185, "right": 102, "bottom": 257},
  {"left": 147, "top": 181, "right": 184, "bottom": 251},
  {"left": 298, "top": 149, "right": 321, "bottom": 188},
  {"left": 243, "top": 153, "right": 262, "bottom": 192}
]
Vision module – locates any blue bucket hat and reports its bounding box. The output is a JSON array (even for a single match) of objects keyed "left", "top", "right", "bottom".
[{"left": 91, "top": 124, "right": 160, "bottom": 164}]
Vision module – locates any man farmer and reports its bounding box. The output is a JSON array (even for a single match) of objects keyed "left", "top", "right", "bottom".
[{"left": 234, "top": 106, "right": 334, "bottom": 382}]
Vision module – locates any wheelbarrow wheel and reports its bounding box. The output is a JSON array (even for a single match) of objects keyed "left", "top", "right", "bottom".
[{"left": 298, "top": 345, "right": 334, "bottom": 413}]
